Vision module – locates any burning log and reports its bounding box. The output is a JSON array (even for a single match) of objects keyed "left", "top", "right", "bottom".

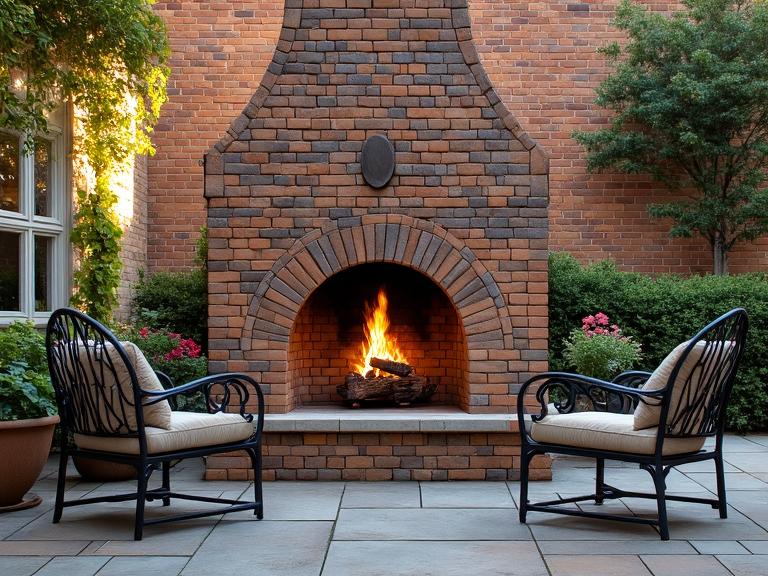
[
  {"left": 339, "top": 287, "right": 436, "bottom": 407},
  {"left": 370, "top": 357, "right": 414, "bottom": 377},
  {"left": 337, "top": 372, "right": 436, "bottom": 407}
]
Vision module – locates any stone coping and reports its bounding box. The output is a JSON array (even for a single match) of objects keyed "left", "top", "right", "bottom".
[{"left": 264, "top": 405, "right": 520, "bottom": 433}]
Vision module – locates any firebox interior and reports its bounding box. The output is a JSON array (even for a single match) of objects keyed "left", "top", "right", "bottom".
[{"left": 288, "top": 263, "right": 467, "bottom": 408}]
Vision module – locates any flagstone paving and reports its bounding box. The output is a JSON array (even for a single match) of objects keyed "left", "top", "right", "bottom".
[{"left": 2, "top": 434, "right": 768, "bottom": 575}]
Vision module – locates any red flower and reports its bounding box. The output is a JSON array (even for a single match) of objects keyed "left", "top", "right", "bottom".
[
  {"left": 139, "top": 327, "right": 149, "bottom": 338},
  {"left": 180, "top": 338, "right": 201, "bottom": 358}
]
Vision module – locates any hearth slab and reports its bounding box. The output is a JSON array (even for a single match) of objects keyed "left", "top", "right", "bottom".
[{"left": 263, "top": 405, "right": 520, "bottom": 433}]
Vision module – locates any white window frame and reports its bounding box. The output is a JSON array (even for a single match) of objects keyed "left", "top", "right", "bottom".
[{"left": 0, "top": 120, "right": 69, "bottom": 326}]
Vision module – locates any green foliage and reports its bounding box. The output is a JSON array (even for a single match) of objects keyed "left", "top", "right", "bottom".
[
  {"left": 550, "top": 252, "right": 768, "bottom": 431},
  {"left": 563, "top": 314, "right": 642, "bottom": 381},
  {"left": 1, "top": 0, "right": 169, "bottom": 163},
  {"left": 115, "top": 325, "right": 208, "bottom": 412},
  {"left": 195, "top": 226, "right": 208, "bottom": 272},
  {"left": 132, "top": 269, "right": 207, "bottom": 349},
  {"left": 574, "top": 0, "right": 768, "bottom": 274},
  {"left": 70, "top": 183, "right": 123, "bottom": 323},
  {"left": 0, "top": 321, "right": 56, "bottom": 421},
  {"left": 1, "top": 0, "right": 170, "bottom": 321}
]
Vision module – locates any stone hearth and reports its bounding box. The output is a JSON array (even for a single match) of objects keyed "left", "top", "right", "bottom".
[{"left": 204, "top": 0, "right": 550, "bottom": 480}]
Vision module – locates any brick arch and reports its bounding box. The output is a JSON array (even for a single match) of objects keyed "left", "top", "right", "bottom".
[
  {"left": 241, "top": 215, "right": 512, "bottom": 411},
  {"left": 243, "top": 214, "right": 509, "bottom": 346}
]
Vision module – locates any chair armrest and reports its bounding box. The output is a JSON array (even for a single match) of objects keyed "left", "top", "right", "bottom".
[
  {"left": 516, "top": 372, "right": 664, "bottom": 424},
  {"left": 612, "top": 370, "right": 653, "bottom": 388},
  {"left": 142, "top": 373, "right": 265, "bottom": 433},
  {"left": 155, "top": 371, "right": 175, "bottom": 389}
]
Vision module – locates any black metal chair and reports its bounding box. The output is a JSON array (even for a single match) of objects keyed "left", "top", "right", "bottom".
[
  {"left": 46, "top": 308, "right": 265, "bottom": 540},
  {"left": 517, "top": 308, "right": 748, "bottom": 540}
]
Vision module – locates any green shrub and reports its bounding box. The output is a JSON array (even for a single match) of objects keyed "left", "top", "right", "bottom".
[
  {"left": 0, "top": 321, "right": 56, "bottom": 421},
  {"left": 549, "top": 252, "right": 768, "bottom": 432},
  {"left": 563, "top": 313, "right": 642, "bottom": 381},
  {"left": 132, "top": 269, "right": 207, "bottom": 347}
]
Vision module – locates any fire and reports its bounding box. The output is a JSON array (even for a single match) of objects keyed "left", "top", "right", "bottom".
[{"left": 354, "top": 288, "right": 407, "bottom": 376}]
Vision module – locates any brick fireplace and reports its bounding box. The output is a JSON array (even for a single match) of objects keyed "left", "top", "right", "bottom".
[{"left": 204, "top": 0, "right": 550, "bottom": 480}]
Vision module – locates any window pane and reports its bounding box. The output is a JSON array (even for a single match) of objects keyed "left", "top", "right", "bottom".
[
  {"left": 0, "top": 231, "right": 20, "bottom": 311},
  {"left": 34, "top": 139, "right": 52, "bottom": 217},
  {"left": 34, "top": 235, "right": 53, "bottom": 312},
  {"left": 0, "top": 133, "right": 20, "bottom": 213}
]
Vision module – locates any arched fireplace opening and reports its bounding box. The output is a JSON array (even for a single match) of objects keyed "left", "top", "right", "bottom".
[{"left": 288, "top": 263, "right": 467, "bottom": 408}]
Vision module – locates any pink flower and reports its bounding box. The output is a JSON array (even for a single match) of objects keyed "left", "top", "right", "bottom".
[
  {"left": 139, "top": 327, "right": 149, "bottom": 338},
  {"left": 595, "top": 312, "right": 610, "bottom": 326},
  {"left": 579, "top": 312, "right": 630, "bottom": 341}
]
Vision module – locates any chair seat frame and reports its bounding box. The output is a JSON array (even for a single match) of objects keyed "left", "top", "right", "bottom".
[
  {"left": 516, "top": 308, "right": 748, "bottom": 540},
  {"left": 47, "top": 308, "right": 265, "bottom": 540}
]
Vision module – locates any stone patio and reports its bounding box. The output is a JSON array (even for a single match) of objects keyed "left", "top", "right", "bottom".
[{"left": 2, "top": 434, "right": 768, "bottom": 575}]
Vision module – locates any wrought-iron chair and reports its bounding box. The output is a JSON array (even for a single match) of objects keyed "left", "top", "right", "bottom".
[
  {"left": 46, "top": 308, "right": 265, "bottom": 540},
  {"left": 517, "top": 308, "right": 748, "bottom": 540}
]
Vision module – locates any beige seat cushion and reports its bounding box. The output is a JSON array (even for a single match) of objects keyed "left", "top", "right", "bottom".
[
  {"left": 634, "top": 340, "right": 730, "bottom": 431},
  {"left": 530, "top": 412, "right": 705, "bottom": 456},
  {"left": 77, "top": 341, "right": 172, "bottom": 431},
  {"left": 74, "top": 411, "right": 254, "bottom": 455}
]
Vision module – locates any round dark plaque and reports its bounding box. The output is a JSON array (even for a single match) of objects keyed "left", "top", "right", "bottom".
[{"left": 361, "top": 134, "right": 395, "bottom": 189}]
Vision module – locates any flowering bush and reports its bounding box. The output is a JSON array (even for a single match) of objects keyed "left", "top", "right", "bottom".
[
  {"left": 563, "top": 312, "right": 642, "bottom": 381},
  {"left": 115, "top": 325, "right": 208, "bottom": 412}
]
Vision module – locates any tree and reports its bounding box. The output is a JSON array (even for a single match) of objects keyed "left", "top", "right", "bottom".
[
  {"left": 0, "top": 0, "right": 169, "bottom": 319},
  {"left": 575, "top": 0, "right": 768, "bottom": 275}
]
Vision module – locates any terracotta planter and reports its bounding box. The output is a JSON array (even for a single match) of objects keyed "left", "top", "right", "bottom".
[
  {"left": 73, "top": 456, "right": 137, "bottom": 482},
  {"left": 0, "top": 415, "right": 59, "bottom": 509}
]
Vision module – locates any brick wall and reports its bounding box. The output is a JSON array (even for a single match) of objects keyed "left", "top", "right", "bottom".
[
  {"left": 207, "top": 430, "right": 552, "bottom": 481},
  {"left": 467, "top": 0, "right": 768, "bottom": 274},
  {"left": 148, "top": 1, "right": 284, "bottom": 272},
  {"left": 116, "top": 154, "right": 148, "bottom": 321},
  {"left": 148, "top": 0, "right": 768, "bottom": 275}
]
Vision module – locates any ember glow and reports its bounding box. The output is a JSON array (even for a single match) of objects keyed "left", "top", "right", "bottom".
[{"left": 354, "top": 288, "right": 407, "bottom": 376}]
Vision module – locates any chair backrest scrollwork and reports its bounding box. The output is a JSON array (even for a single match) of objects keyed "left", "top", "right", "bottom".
[
  {"left": 662, "top": 308, "right": 748, "bottom": 438},
  {"left": 46, "top": 308, "right": 142, "bottom": 437}
]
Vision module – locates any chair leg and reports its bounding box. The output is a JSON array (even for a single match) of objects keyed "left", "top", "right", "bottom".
[
  {"left": 715, "top": 454, "right": 728, "bottom": 519},
  {"left": 595, "top": 457, "right": 605, "bottom": 505},
  {"left": 519, "top": 449, "right": 532, "bottom": 523},
  {"left": 52, "top": 447, "right": 68, "bottom": 524},
  {"left": 246, "top": 447, "right": 263, "bottom": 519},
  {"left": 162, "top": 461, "right": 171, "bottom": 507},
  {"left": 134, "top": 465, "right": 150, "bottom": 541},
  {"left": 651, "top": 465, "right": 670, "bottom": 541}
]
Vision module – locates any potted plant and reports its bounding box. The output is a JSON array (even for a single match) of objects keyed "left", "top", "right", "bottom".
[
  {"left": 561, "top": 312, "right": 642, "bottom": 412},
  {"left": 564, "top": 312, "right": 642, "bottom": 381},
  {"left": 0, "top": 321, "right": 59, "bottom": 511}
]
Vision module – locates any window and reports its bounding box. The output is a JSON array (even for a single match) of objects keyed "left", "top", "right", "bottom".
[{"left": 0, "top": 127, "right": 67, "bottom": 324}]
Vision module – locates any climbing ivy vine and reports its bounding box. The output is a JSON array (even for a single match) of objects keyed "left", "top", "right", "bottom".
[{"left": 1, "top": 0, "right": 169, "bottom": 321}]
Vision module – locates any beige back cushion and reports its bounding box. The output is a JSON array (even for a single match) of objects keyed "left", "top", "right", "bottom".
[
  {"left": 634, "top": 340, "right": 731, "bottom": 431},
  {"left": 77, "top": 341, "right": 172, "bottom": 433}
]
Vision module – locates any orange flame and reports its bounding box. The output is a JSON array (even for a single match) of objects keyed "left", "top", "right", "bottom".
[{"left": 354, "top": 288, "right": 407, "bottom": 376}]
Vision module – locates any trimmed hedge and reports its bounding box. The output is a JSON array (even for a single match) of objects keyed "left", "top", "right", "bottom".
[
  {"left": 549, "top": 252, "right": 768, "bottom": 432},
  {"left": 132, "top": 270, "right": 207, "bottom": 349}
]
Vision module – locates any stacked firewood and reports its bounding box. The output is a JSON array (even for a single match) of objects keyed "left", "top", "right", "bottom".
[{"left": 337, "top": 357, "right": 436, "bottom": 407}]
